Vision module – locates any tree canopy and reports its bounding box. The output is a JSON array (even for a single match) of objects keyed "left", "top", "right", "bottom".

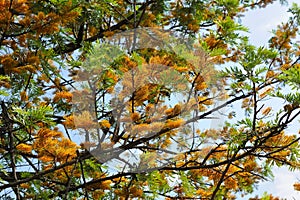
[{"left": 1, "top": 0, "right": 300, "bottom": 199}]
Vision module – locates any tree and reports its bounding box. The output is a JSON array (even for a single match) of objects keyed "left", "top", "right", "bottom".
[{"left": 0, "top": 0, "right": 300, "bottom": 199}]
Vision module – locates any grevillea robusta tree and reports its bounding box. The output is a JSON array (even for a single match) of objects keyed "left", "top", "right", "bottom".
[{"left": 0, "top": 0, "right": 300, "bottom": 199}]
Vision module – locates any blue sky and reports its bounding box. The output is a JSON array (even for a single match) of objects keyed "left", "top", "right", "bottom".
[{"left": 240, "top": 1, "right": 300, "bottom": 199}]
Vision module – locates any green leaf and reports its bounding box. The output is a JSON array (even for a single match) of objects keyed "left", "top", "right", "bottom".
[{"left": 12, "top": 105, "right": 55, "bottom": 128}]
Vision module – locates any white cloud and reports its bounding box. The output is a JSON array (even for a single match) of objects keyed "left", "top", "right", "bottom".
[
  {"left": 242, "top": 1, "right": 292, "bottom": 46},
  {"left": 258, "top": 167, "right": 300, "bottom": 199}
]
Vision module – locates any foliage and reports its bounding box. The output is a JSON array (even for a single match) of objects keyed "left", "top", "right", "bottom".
[{"left": 0, "top": 0, "right": 300, "bottom": 199}]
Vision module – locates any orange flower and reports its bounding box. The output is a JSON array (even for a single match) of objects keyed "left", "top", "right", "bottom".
[
  {"left": 131, "top": 124, "right": 150, "bottom": 135},
  {"left": 294, "top": 183, "right": 300, "bottom": 191},
  {"left": 198, "top": 96, "right": 213, "bottom": 105},
  {"left": 63, "top": 115, "right": 75, "bottom": 129},
  {"left": 224, "top": 177, "right": 238, "bottom": 190},
  {"left": 130, "top": 186, "right": 143, "bottom": 197},
  {"left": 165, "top": 119, "right": 184, "bottom": 129},
  {"left": 100, "top": 180, "right": 112, "bottom": 190},
  {"left": 16, "top": 143, "right": 32, "bottom": 153},
  {"left": 53, "top": 91, "right": 73, "bottom": 102},
  {"left": 20, "top": 183, "right": 30, "bottom": 189},
  {"left": 92, "top": 190, "right": 105, "bottom": 199},
  {"left": 241, "top": 98, "right": 250, "bottom": 108},
  {"left": 262, "top": 107, "right": 272, "bottom": 115},
  {"left": 99, "top": 119, "right": 111, "bottom": 129},
  {"left": 175, "top": 66, "right": 189, "bottom": 73},
  {"left": 198, "top": 104, "right": 207, "bottom": 112},
  {"left": 74, "top": 111, "right": 97, "bottom": 129},
  {"left": 196, "top": 188, "right": 212, "bottom": 197},
  {"left": 80, "top": 142, "right": 97, "bottom": 149},
  {"left": 164, "top": 107, "right": 174, "bottom": 116},
  {"left": 266, "top": 70, "right": 275, "bottom": 79},
  {"left": 130, "top": 112, "right": 140, "bottom": 122},
  {"left": 103, "top": 31, "right": 115, "bottom": 37},
  {"left": 173, "top": 104, "right": 181, "bottom": 116},
  {"left": 259, "top": 87, "right": 273, "bottom": 99},
  {"left": 39, "top": 155, "right": 53, "bottom": 162},
  {"left": 280, "top": 64, "right": 291, "bottom": 70},
  {"left": 20, "top": 90, "right": 28, "bottom": 101}
]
